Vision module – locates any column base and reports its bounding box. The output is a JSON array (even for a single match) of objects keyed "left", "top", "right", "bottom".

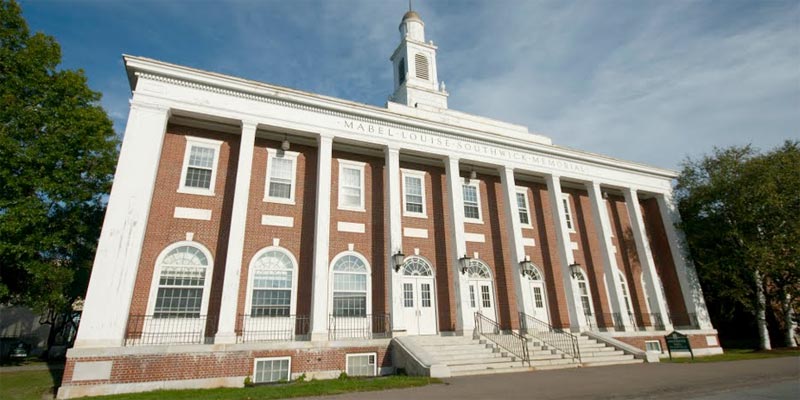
[
  {"left": 213, "top": 332, "right": 237, "bottom": 344},
  {"left": 310, "top": 332, "right": 328, "bottom": 342}
]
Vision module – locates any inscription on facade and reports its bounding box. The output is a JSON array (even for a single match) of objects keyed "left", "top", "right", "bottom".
[{"left": 342, "top": 119, "right": 589, "bottom": 174}]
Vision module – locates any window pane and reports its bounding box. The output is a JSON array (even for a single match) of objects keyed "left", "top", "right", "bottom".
[
  {"left": 533, "top": 287, "right": 544, "bottom": 308},
  {"left": 481, "top": 286, "right": 491, "bottom": 308},
  {"left": 188, "top": 146, "right": 215, "bottom": 168},
  {"left": 469, "top": 286, "right": 476, "bottom": 308},
  {"left": 154, "top": 288, "right": 202, "bottom": 318},
  {"left": 516, "top": 193, "right": 530, "bottom": 224},
  {"left": 185, "top": 167, "right": 212, "bottom": 189},
  {"left": 270, "top": 157, "right": 293, "bottom": 180},
  {"left": 403, "top": 283, "right": 414, "bottom": 308},
  {"left": 464, "top": 204, "right": 480, "bottom": 219},
  {"left": 251, "top": 289, "right": 291, "bottom": 316},
  {"left": 333, "top": 273, "right": 366, "bottom": 291},
  {"left": 254, "top": 359, "right": 290, "bottom": 383},
  {"left": 332, "top": 293, "right": 366, "bottom": 317},
  {"left": 405, "top": 176, "right": 424, "bottom": 213},
  {"left": 347, "top": 355, "right": 374, "bottom": 377},
  {"left": 421, "top": 283, "right": 431, "bottom": 308},
  {"left": 342, "top": 167, "right": 361, "bottom": 187}
]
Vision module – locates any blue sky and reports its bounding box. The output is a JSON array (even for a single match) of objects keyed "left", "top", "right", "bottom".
[{"left": 19, "top": 0, "right": 799, "bottom": 170}]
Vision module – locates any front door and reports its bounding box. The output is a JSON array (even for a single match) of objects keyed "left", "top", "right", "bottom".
[
  {"left": 468, "top": 280, "right": 497, "bottom": 332},
  {"left": 526, "top": 280, "right": 550, "bottom": 323},
  {"left": 402, "top": 277, "right": 437, "bottom": 335}
]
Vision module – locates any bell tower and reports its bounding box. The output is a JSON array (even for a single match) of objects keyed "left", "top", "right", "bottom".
[{"left": 389, "top": 9, "right": 448, "bottom": 110}]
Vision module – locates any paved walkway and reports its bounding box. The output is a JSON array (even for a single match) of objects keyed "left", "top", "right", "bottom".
[{"left": 297, "top": 357, "right": 800, "bottom": 400}]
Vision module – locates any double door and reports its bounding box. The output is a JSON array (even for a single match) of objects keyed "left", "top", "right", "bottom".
[
  {"left": 402, "top": 277, "right": 437, "bottom": 335},
  {"left": 468, "top": 280, "right": 497, "bottom": 332}
]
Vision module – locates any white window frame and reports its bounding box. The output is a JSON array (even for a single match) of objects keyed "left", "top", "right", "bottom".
[
  {"left": 328, "top": 251, "right": 372, "bottom": 317},
  {"left": 177, "top": 136, "right": 223, "bottom": 196},
  {"left": 401, "top": 169, "right": 427, "bottom": 218},
  {"left": 264, "top": 148, "right": 299, "bottom": 204},
  {"left": 462, "top": 180, "right": 483, "bottom": 224},
  {"left": 252, "top": 356, "right": 292, "bottom": 383},
  {"left": 244, "top": 246, "right": 299, "bottom": 317},
  {"left": 561, "top": 193, "right": 576, "bottom": 232},
  {"left": 337, "top": 159, "right": 366, "bottom": 212},
  {"left": 515, "top": 187, "right": 533, "bottom": 229},
  {"left": 645, "top": 340, "right": 662, "bottom": 353},
  {"left": 145, "top": 241, "right": 214, "bottom": 318},
  {"left": 345, "top": 352, "right": 377, "bottom": 377}
]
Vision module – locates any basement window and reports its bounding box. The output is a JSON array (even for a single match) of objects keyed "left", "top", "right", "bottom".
[
  {"left": 645, "top": 340, "right": 662, "bottom": 353},
  {"left": 253, "top": 357, "right": 291, "bottom": 383},
  {"left": 346, "top": 353, "right": 377, "bottom": 377}
]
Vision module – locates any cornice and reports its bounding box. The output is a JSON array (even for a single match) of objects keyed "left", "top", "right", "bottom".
[{"left": 123, "top": 55, "right": 678, "bottom": 180}]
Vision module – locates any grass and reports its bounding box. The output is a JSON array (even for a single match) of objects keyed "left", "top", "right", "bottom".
[
  {"left": 0, "top": 366, "right": 62, "bottom": 400},
  {"left": 664, "top": 347, "right": 800, "bottom": 363},
  {"left": 0, "top": 369, "right": 440, "bottom": 400}
]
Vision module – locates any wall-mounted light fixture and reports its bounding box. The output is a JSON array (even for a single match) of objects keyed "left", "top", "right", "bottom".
[
  {"left": 568, "top": 262, "right": 582, "bottom": 276},
  {"left": 519, "top": 259, "right": 535, "bottom": 276},
  {"left": 281, "top": 134, "right": 290, "bottom": 151},
  {"left": 469, "top": 169, "right": 477, "bottom": 180},
  {"left": 392, "top": 250, "right": 405, "bottom": 272},
  {"left": 459, "top": 255, "right": 472, "bottom": 275}
]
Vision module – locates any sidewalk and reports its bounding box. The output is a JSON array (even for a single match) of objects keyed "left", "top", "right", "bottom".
[{"left": 295, "top": 357, "right": 800, "bottom": 400}]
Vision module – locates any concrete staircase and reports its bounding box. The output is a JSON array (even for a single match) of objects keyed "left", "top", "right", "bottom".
[{"left": 574, "top": 334, "right": 643, "bottom": 367}]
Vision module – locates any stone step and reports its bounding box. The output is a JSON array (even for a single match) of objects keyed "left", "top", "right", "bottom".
[
  {"left": 449, "top": 361, "right": 530, "bottom": 374},
  {"left": 445, "top": 356, "right": 516, "bottom": 366},
  {"left": 582, "top": 358, "right": 644, "bottom": 367},
  {"left": 579, "top": 349, "right": 623, "bottom": 357},
  {"left": 434, "top": 352, "right": 509, "bottom": 362},
  {"left": 579, "top": 354, "right": 635, "bottom": 363},
  {"left": 449, "top": 365, "right": 531, "bottom": 377},
  {"left": 419, "top": 343, "right": 490, "bottom": 351}
]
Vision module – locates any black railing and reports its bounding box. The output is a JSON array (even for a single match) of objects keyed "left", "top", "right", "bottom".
[
  {"left": 641, "top": 313, "right": 666, "bottom": 330},
  {"left": 328, "top": 314, "right": 391, "bottom": 341},
  {"left": 237, "top": 314, "right": 310, "bottom": 343},
  {"left": 519, "top": 312, "right": 581, "bottom": 363},
  {"left": 473, "top": 312, "right": 529, "bottom": 367},
  {"left": 671, "top": 312, "right": 700, "bottom": 329},
  {"left": 124, "top": 314, "right": 208, "bottom": 346}
]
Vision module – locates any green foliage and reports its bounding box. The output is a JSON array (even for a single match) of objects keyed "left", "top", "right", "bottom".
[
  {"left": 294, "top": 373, "right": 306, "bottom": 383},
  {"left": 243, "top": 376, "right": 253, "bottom": 387},
  {"left": 675, "top": 141, "right": 800, "bottom": 341},
  {"left": 0, "top": 0, "right": 119, "bottom": 330},
  {"left": 337, "top": 371, "right": 348, "bottom": 380}
]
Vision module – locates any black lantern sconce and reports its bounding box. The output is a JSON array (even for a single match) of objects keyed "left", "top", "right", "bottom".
[
  {"left": 568, "top": 262, "right": 582, "bottom": 276},
  {"left": 459, "top": 254, "right": 472, "bottom": 275},
  {"left": 392, "top": 250, "right": 405, "bottom": 272}
]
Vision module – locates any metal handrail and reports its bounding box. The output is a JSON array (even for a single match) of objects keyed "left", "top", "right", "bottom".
[
  {"left": 328, "top": 313, "right": 391, "bottom": 341},
  {"left": 236, "top": 314, "right": 310, "bottom": 343},
  {"left": 473, "top": 312, "right": 530, "bottom": 366},
  {"left": 124, "top": 314, "right": 208, "bottom": 346},
  {"left": 519, "top": 312, "right": 581, "bottom": 363}
]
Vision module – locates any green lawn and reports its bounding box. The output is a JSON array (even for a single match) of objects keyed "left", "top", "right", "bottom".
[
  {"left": 664, "top": 348, "right": 800, "bottom": 363},
  {"left": 0, "top": 369, "right": 439, "bottom": 400}
]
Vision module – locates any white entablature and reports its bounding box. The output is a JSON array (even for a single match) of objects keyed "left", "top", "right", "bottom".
[{"left": 125, "top": 55, "right": 677, "bottom": 194}]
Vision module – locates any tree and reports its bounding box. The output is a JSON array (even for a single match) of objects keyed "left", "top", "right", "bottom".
[
  {"left": 0, "top": 0, "right": 119, "bottom": 351},
  {"left": 675, "top": 141, "right": 799, "bottom": 350}
]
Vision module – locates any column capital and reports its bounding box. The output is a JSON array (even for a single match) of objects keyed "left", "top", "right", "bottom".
[
  {"left": 128, "top": 99, "right": 171, "bottom": 115},
  {"left": 385, "top": 143, "right": 401, "bottom": 152},
  {"left": 240, "top": 120, "right": 259, "bottom": 130}
]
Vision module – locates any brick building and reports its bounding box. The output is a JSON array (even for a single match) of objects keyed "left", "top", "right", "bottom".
[{"left": 58, "top": 10, "right": 721, "bottom": 399}]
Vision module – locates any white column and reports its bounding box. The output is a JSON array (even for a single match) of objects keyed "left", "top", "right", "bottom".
[
  {"left": 385, "top": 145, "right": 406, "bottom": 334},
  {"left": 310, "top": 135, "right": 333, "bottom": 340},
  {"left": 444, "top": 156, "right": 474, "bottom": 333},
  {"left": 624, "top": 188, "right": 674, "bottom": 331},
  {"left": 214, "top": 121, "right": 257, "bottom": 344},
  {"left": 544, "top": 174, "right": 583, "bottom": 330},
  {"left": 655, "top": 192, "right": 712, "bottom": 329},
  {"left": 499, "top": 167, "right": 530, "bottom": 318},
  {"left": 586, "top": 182, "right": 633, "bottom": 331},
  {"left": 74, "top": 100, "right": 170, "bottom": 348}
]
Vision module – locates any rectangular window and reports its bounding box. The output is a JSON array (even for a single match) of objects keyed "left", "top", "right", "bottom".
[
  {"left": 533, "top": 287, "right": 544, "bottom": 308},
  {"left": 469, "top": 286, "right": 476, "bottom": 308},
  {"left": 403, "top": 283, "right": 414, "bottom": 308},
  {"left": 178, "top": 137, "right": 222, "bottom": 196},
  {"left": 645, "top": 340, "right": 662, "bottom": 353},
  {"left": 462, "top": 183, "right": 481, "bottom": 222},
  {"left": 265, "top": 149, "right": 298, "bottom": 204},
  {"left": 421, "top": 283, "right": 431, "bottom": 308},
  {"left": 481, "top": 285, "right": 491, "bottom": 308},
  {"left": 516, "top": 190, "right": 531, "bottom": 226},
  {"left": 346, "top": 353, "right": 376, "bottom": 377},
  {"left": 402, "top": 170, "right": 426, "bottom": 217},
  {"left": 562, "top": 195, "right": 575, "bottom": 231},
  {"left": 253, "top": 357, "right": 291, "bottom": 383},
  {"left": 338, "top": 160, "right": 365, "bottom": 211}
]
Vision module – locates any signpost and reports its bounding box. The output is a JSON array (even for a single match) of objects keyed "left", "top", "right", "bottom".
[{"left": 665, "top": 331, "right": 693, "bottom": 360}]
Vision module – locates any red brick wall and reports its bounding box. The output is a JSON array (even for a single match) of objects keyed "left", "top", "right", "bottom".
[
  {"left": 607, "top": 195, "right": 651, "bottom": 327},
  {"left": 128, "top": 124, "right": 239, "bottom": 336},
  {"left": 462, "top": 173, "right": 517, "bottom": 330},
  {"left": 61, "top": 345, "right": 391, "bottom": 386},
  {"left": 399, "top": 162, "right": 456, "bottom": 332},
  {"left": 640, "top": 198, "right": 690, "bottom": 323},
  {"left": 329, "top": 151, "right": 387, "bottom": 316},
  {"left": 236, "top": 139, "right": 318, "bottom": 324}
]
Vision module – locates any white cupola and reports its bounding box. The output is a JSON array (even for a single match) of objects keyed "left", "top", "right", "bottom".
[{"left": 389, "top": 10, "right": 448, "bottom": 110}]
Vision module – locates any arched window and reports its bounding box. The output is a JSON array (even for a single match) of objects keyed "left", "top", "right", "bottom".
[
  {"left": 331, "top": 253, "right": 370, "bottom": 317},
  {"left": 248, "top": 249, "right": 297, "bottom": 317},
  {"left": 465, "top": 259, "right": 492, "bottom": 279},
  {"left": 402, "top": 256, "right": 433, "bottom": 276},
  {"left": 571, "top": 268, "right": 594, "bottom": 317},
  {"left": 152, "top": 244, "right": 212, "bottom": 318},
  {"left": 522, "top": 264, "right": 543, "bottom": 281},
  {"left": 618, "top": 271, "right": 634, "bottom": 316}
]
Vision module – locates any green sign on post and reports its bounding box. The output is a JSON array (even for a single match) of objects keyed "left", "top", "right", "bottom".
[{"left": 665, "top": 331, "right": 693, "bottom": 360}]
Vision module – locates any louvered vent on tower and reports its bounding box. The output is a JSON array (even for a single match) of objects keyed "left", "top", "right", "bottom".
[{"left": 414, "top": 54, "right": 429, "bottom": 80}]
